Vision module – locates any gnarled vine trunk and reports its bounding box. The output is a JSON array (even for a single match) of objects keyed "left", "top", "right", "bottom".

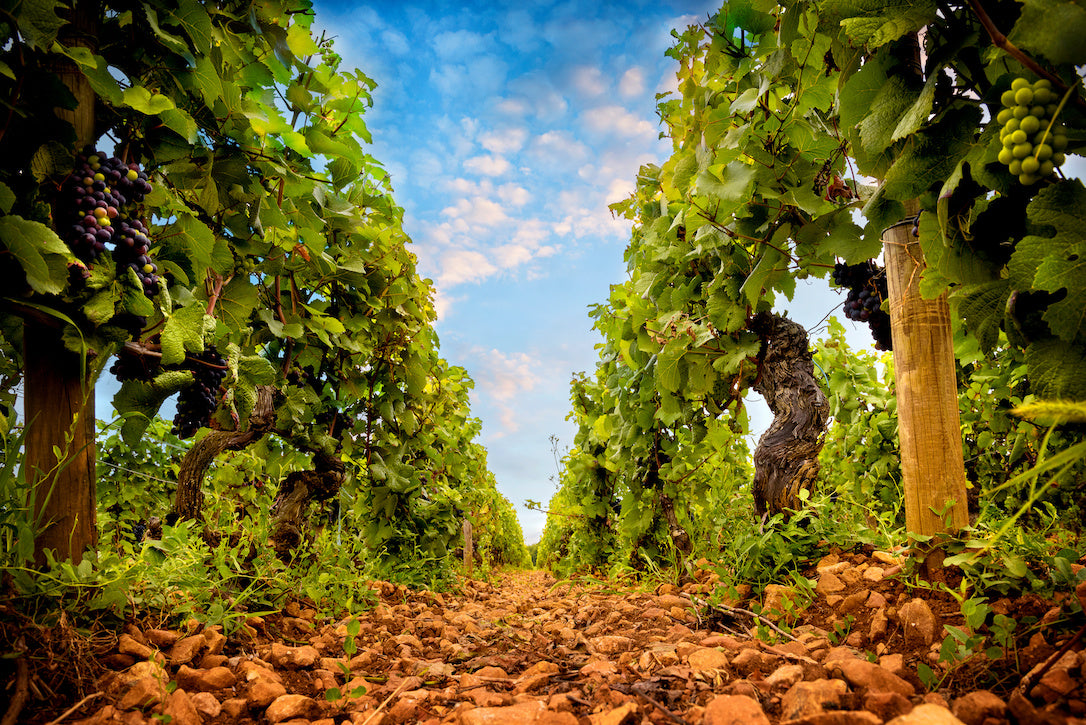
[
  {"left": 174, "top": 385, "right": 277, "bottom": 521},
  {"left": 269, "top": 451, "right": 344, "bottom": 560},
  {"left": 750, "top": 312, "right": 828, "bottom": 516}
]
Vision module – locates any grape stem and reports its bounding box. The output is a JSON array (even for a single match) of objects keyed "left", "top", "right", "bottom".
[{"left": 965, "top": 0, "right": 1086, "bottom": 111}]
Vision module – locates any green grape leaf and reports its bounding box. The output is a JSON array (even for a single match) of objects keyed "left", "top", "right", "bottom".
[
  {"left": 15, "top": 0, "right": 66, "bottom": 50},
  {"left": 0, "top": 182, "right": 15, "bottom": 213},
  {"left": 883, "top": 107, "right": 981, "bottom": 202},
  {"left": 215, "top": 276, "right": 260, "bottom": 332},
  {"left": 1025, "top": 336, "right": 1086, "bottom": 399},
  {"left": 1007, "top": 0, "right": 1086, "bottom": 65},
  {"left": 833, "top": 0, "right": 938, "bottom": 48},
  {"left": 172, "top": 0, "right": 214, "bottom": 51},
  {"left": 161, "top": 302, "right": 207, "bottom": 365},
  {"left": 1020, "top": 181, "right": 1086, "bottom": 341},
  {"left": 30, "top": 141, "right": 70, "bottom": 182},
  {"left": 950, "top": 281, "right": 1010, "bottom": 353},
  {"left": 52, "top": 44, "right": 122, "bottom": 104},
  {"left": 891, "top": 71, "right": 938, "bottom": 143},
  {"left": 114, "top": 370, "right": 194, "bottom": 445},
  {"left": 0, "top": 215, "right": 72, "bottom": 294},
  {"left": 122, "top": 85, "right": 177, "bottom": 115}
]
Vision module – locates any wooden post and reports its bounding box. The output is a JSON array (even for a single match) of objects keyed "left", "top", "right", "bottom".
[
  {"left": 24, "top": 325, "right": 97, "bottom": 565},
  {"left": 462, "top": 518, "right": 473, "bottom": 576},
  {"left": 24, "top": 2, "right": 99, "bottom": 565},
  {"left": 883, "top": 210, "right": 970, "bottom": 536}
]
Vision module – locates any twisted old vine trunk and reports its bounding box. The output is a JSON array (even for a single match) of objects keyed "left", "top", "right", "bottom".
[
  {"left": 750, "top": 312, "right": 829, "bottom": 516},
  {"left": 174, "top": 385, "right": 278, "bottom": 521}
]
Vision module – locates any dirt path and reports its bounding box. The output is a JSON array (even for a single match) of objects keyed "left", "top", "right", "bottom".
[{"left": 16, "top": 550, "right": 1086, "bottom": 725}]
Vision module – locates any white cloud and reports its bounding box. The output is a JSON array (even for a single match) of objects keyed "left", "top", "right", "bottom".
[
  {"left": 432, "top": 29, "right": 492, "bottom": 60},
  {"left": 571, "top": 65, "right": 607, "bottom": 96},
  {"left": 498, "top": 183, "right": 531, "bottom": 207},
  {"left": 470, "top": 348, "right": 542, "bottom": 436},
  {"left": 464, "top": 154, "right": 512, "bottom": 177},
  {"left": 480, "top": 127, "right": 528, "bottom": 154},
  {"left": 618, "top": 67, "right": 646, "bottom": 98},
  {"left": 527, "top": 131, "right": 589, "bottom": 165},
  {"left": 435, "top": 249, "right": 499, "bottom": 287},
  {"left": 441, "top": 195, "right": 509, "bottom": 226},
  {"left": 381, "top": 29, "right": 410, "bottom": 56},
  {"left": 582, "top": 105, "right": 657, "bottom": 139}
]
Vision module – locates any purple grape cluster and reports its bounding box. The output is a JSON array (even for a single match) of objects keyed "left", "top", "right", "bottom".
[
  {"left": 109, "top": 349, "right": 155, "bottom": 382},
  {"left": 832, "top": 261, "right": 893, "bottom": 351},
  {"left": 58, "top": 148, "right": 158, "bottom": 297},
  {"left": 172, "top": 346, "right": 227, "bottom": 439}
]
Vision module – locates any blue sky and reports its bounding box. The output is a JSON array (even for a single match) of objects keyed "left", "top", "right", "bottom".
[{"left": 305, "top": 0, "right": 870, "bottom": 544}]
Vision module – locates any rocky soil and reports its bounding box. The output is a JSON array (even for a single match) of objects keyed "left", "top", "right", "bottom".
[{"left": 5, "top": 548, "right": 1086, "bottom": 725}]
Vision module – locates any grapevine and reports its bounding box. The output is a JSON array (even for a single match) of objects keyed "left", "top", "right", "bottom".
[
  {"left": 995, "top": 78, "right": 1069, "bottom": 186},
  {"left": 57, "top": 148, "right": 159, "bottom": 297},
  {"left": 831, "top": 262, "right": 892, "bottom": 351}
]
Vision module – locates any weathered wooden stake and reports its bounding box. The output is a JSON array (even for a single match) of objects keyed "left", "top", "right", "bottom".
[
  {"left": 883, "top": 211, "right": 970, "bottom": 536},
  {"left": 462, "top": 519, "right": 473, "bottom": 576},
  {"left": 24, "top": 325, "right": 96, "bottom": 565}
]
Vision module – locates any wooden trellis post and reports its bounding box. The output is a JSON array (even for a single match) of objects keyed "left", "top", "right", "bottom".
[{"left": 883, "top": 209, "right": 970, "bottom": 538}]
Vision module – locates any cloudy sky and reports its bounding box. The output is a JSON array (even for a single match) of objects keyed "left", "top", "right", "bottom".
[{"left": 304, "top": 0, "right": 879, "bottom": 544}]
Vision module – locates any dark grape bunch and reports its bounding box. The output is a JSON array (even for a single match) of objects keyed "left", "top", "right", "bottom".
[
  {"left": 996, "top": 78, "right": 1068, "bottom": 186},
  {"left": 172, "top": 346, "right": 228, "bottom": 439},
  {"left": 58, "top": 148, "right": 159, "bottom": 297},
  {"left": 832, "top": 261, "right": 893, "bottom": 351},
  {"left": 109, "top": 350, "right": 155, "bottom": 382}
]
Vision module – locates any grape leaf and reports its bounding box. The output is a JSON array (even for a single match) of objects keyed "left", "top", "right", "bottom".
[
  {"left": 1026, "top": 336, "right": 1086, "bottom": 399},
  {"left": 14, "top": 0, "right": 66, "bottom": 50},
  {"left": 114, "top": 370, "right": 194, "bottom": 445},
  {"left": 950, "top": 281, "right": 1010, "bottom": 353},
  {"left": 161, "top": 302, "right": 207, "bottom": 365},
  {"left": 831, "top": 0, "right": 938, "bottom": 48},
  {"left": 1018, "top": 182, "right": 1086, "bottom": 342},
  {"left": 1008, "top": 0, "right": 1086, "bottom": 65},
  {"left": 0, "top": 216, "right": 72, "bottom": 295},
  {"left": 122, "top": 86, "right": 176, "bottom": 115}
]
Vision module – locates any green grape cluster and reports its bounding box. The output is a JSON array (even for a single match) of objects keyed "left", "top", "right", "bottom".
[{"left": 996, "top": 78, "right": 1068, "bottom": 186}]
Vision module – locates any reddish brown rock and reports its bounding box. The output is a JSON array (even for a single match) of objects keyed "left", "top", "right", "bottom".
[
  {"left": 169, "top": 634, "right": 207, "bottom": 666},
  {"left": 688, "top": 647, "right": 730, "bottom": 671},
  {"left": 884, "top": 703, "right": 966, "bottom": 724},
  {"left": 144, "top": 628, "right": 180, "bottom": 648},
  {"left": 265, "top": 694, "right": 321, "bottom": 723},
  {"left": 764, "top": 663, "right": 804, "bottom": 690},
  {"left": 951, "top": 690, "right": 1006, "bottom": 725},
  {"left": 246, "top": 677, "right": 287, "bottom": 708},
  {"left": 189, "top": 691, "right": 222, "bottom": 718},
  {"left": 459, "top": 700, "right": 546, "bottom": 724},
  {"left": 117, "top": 633, "right": 155, "bottom": 660},
  {"left": 864, "top": 692, "right": 912, "bottom": 721},
  {"left": 702, "top": 694, "right": 770, "bottom": 725},
  {"left": 899, "top": 599, "right": 938, "bottom": 648},
  {"left": 589, "top": 702, "right": 639, "bottom": 725},
  {"left": 268, "top": 642, "right": 320, "bottom": 669},
  {"left": 832, "top": 658, "right": 915, "bottom": 697},
  {"left": 782, "top": 713, "right": 881, "bottom": 724},
  {"left": 780, "top": 679, "right": 848, "bottom": 720},
  {"left": 588, "top": 635, "right": 633, "bottom": 654},
  {"left": 116, "top": 675, "right": 168, "bottom": 711},
  {"left": 817, "top": 572, "right": 847, "bottom": 596},
  {"left": 162, "top": 689, "right": 202, "bottom": 725}
]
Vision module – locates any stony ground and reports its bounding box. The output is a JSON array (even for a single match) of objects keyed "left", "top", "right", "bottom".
[{"left": 7, "top": 548, "right": 1086, "bottom": 725}]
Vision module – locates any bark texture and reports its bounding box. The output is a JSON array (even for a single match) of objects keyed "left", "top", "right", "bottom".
[
  {"left": 174, "top": 385, "right": 277, "bottom": 521},
  {"left": 269, "top": 451, "right": 345, "bottom": 560},
  {"left": 750, "top": 312, "right": 829, "bottom": 516}
]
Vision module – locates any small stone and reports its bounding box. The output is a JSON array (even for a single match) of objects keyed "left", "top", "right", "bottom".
[
  {"left": 118, "top": 634, "right": 154, "bottom": 660},
  {"left": 268, "top": 642, "right": 320, "bottom": 669},
  {"left": 265, "top": 694, "right": 320, "bottom": 723},
  {"left": 865, "top": 591, "right": 887, "bottom": 609},
  {"left": 221, "top": 697, "right": 248, "bottom": 719},
  {"left": 869, "top": 609, "right": 889, "bottom": 641},
  {"left": 764, "top": 663, "right": 804, "bottom": 690},
  {"left": 730, "top": 648, "right": 764, "bottom": 675},
  {"left": 580, "top": 659, "right": 618, "bottom": 677},
  {"left": 144, "top": 629, "right": 180, "bottom": 648},
  {"left": 817, "top": 572, "right": 846, "bottom": 596},
  {"left": 951, "top": 691, "right": 1006, "bottom": 725},
  {"left": 589, "top": 702, "right": 639, "bottom": 725},
  {"left": 117, "top": 676, "right": 167, "bottom": 710},
  {"left": 162, "top": 689, "right": 202, "bottom": 725},
  {"left": 459, "top": 700, "right": 546, "bottom": 725},
  {"left": 885, "top": 703, "right": 966, "bottom": 724},
  {"left": 688, "top": 648, "right": 730, "bottom": 671},
  {"left": 764, "top": 584, "right": 808, "bottom": 620},
  {"left": 863, "top": 567, "right": 886, "bottom": 582},
  {"left": 899, "top": 599, "right": 938, "bottom": 647},
  {"left": 203, "top": 627, "right": 227, "bottom": 656},
  {"left": 864, "top": 692, "right": 912, "bottom": 722},
  {"left": 702, "top": 694, "right": 769, "bottom": 725},
  {"left": 175, "top": 664, "right": 236, "bottom": 691},
  {"left": 780, "top": 679, "right": 848, "bottom": 720},
  {"left": 169, "top": 634, "right": 207, "bottom": 666},
  {"left": 190, "top": 691, "right": 222, "bottom": 718},
  {"left": 839, "top": 590, "right": 870, "bottom": 614},
  {"left": 588, "top": 635, "right": 633, "bottom": 654},
  {"left": 246, "top": 678, "right": 287, "bottom": 708},
  {"left": 833, "top": 658, "right": 915, "bottom": 697}
]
